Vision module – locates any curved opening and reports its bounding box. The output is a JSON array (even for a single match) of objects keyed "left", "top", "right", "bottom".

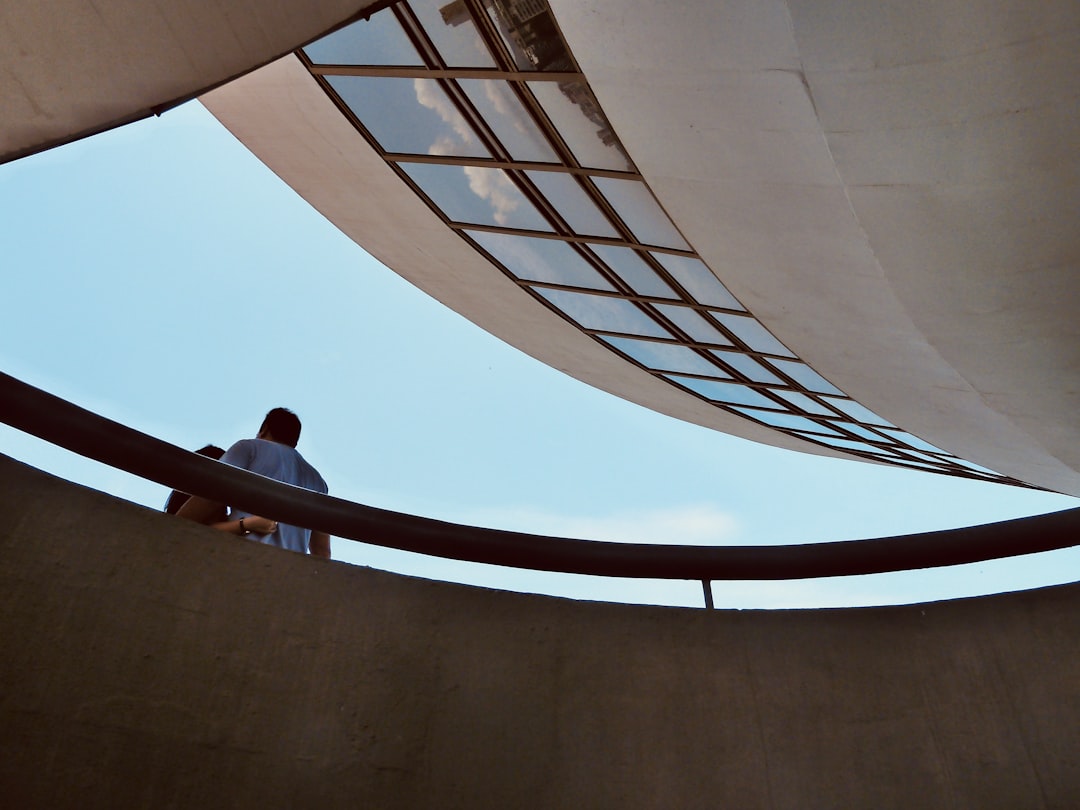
[{"left": 4, "top": 371, "right": 1079, "bottom": 609}]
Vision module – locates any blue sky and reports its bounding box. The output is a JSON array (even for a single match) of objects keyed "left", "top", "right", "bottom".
[{"left": 2, "top": 101, "right": 1076, "bottom": 608}]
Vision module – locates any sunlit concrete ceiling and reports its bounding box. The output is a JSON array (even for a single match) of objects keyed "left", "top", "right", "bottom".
[
  {"left": 559, "top": 0, "right": 1080, "bottom": 493},
  {"left": 202, "top": 0, "right": 1080, "bottom": 495},
  {"left": 0, "top": 0, "right": 381, "bottom": 163},
  {"left": 3, "top": 0, "right": 1076, "bottom": 495}
]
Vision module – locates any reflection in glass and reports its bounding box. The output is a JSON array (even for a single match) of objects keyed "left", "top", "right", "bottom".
[
  {"left": 537, "top": 289, "right": 670, "bottom": 337},
  {"left": 897, "top": 449, "right": 958, "bottom": 467},
  {"left": 593, "top": 178, "right": 689, "bottom": 250},
  {"left": 528, "top": 81, "right": 632, "bottom": 171},
  {"left": 459, "top": 81, "right": 558, "bottom": 162},
  {"left": 468, "top": 231, "right": 614, "bottom": 290},
  {"left": 767, "top": 359, "right": 844, "bottom": 395},
  {"left": 526, "top": 171, "right": 618, "bottom": 237},
  {"left": 882, "top": 430, "right": 945, "bottom": 453},
  {"left": 822, "top": 397, "right": 894, "bottom": 427},
  {"left": 328, "top": 77, "right": 489, "bottom": 158},
  {"left": 588, "top": 245, "right": 677, "bottom": 298},
  {"left": 484, "top": 1, "right": 571, "bottom": 71},
  {"left": 304, "top": 12, "right": 422, "bottom": 66},
  {"left": 733, "top": 408, "right": 845, "bottom": 436},
  {"left": 403, "top": 163, "right": 551, "bottom": 230},
  {"left": 653, "top": 304, "right": 733, "bottom": 346},
  {"left": 792, "top": 434, "right": 898, "bottom": 456},
  {"left": 667, "top": 376, "right": 778, "bottom": 408},
  {"left": 772, "top": 390, "right": 836, "bottom": 416},
  {"left": 710, "top": 351, "right": 786, "bottom": 385},
  {"left": 713, "top": 313, "right": 796, "bottom": 358},
  {"left": 602, "top": 337, "right": 725, "bottom": 376},
  {"left": 829, "top": 422, "right": 889, "bottom": 443},
  {"left": 299, "top": 4, "right": 1001, "bottom": 483},
  {"left": 885, "top": 427, "right": 946, "bottom": 453},
  {"left": 652, "top": 254, "right": 744, "bottom": 311},
  {"left": 412, "top": 0, "right": 496, "bottom": 68}
]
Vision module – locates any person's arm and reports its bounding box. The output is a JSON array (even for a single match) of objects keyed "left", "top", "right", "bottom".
[
  {"left": 176, "top": 496, "right": 277, "bottom": 536},
  {"left": 175, "top": 494, "right": 226, "bottom": 525},
  {"left": 309, "top": 530, "right": 331, "bottom": 559}
]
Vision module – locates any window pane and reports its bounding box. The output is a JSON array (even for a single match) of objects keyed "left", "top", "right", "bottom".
[
  {"left": 528, "top": 81, "right": 632, "bottom": 171},
  {"left": 328, "top": 76, "right": 490, "bottom": 158},
  {"left": 467, "top": 231, "right": 614, "bottom": 290},
  {"left": 791, "top": 434, "right": 898, "bottom": 455},
  {"left": 526, "top": 171, "right": 619, "bottom": 237},
  {"left": 881, "top": 430, "right": 945, "bottom": 453},
  {"left": 410, "top": 0, "right": 497, "bottom": 68},
  {"left": 485, "top": 2, "right": 571, "bottom": 71},
  {"left": 897, "top": 449, "right": 959, "bottom": 467},
  {"left": 602, "top": 337, "right": 724, "bottom": 376},
  {"left": 767, "top": 359, "right": 844, "bottom": 395},
  {"left": 651, "top": 254, "right": 744, "bottom": 311},
  {"left": 403, "top": 163, "right": 551, "bottom": 230},
  {"left": 587, "top": 245, "right": 676, "bottom": 298},
  {"left": 304, "top": 12, "right": 422, "bottom": 65},
  {"left": 828, "top": 422, "right": 890, "bottom": 443},
  {"left": 772, "top": 390, "right": 836, "bottom": 416},
  {"left": 713, "top": 313, "right": 796, "bottom": 358},
  {"left": 653, "top": 304, "right": 733, "bottom": 346},
  {"left": 710, "top": 351, "right": 786, "bottom": 385},
  {"left": 666, "top": 376, "right": 778, "bottom": 408},
  {"left": 459, "top": 81, "right": 557, "bottom": 162},
  {"left": 822, "top": 396, "right": 895, "bottom": 427},
  {"left": 592, "top": 178, "right": 689, "bottom": 250},
  {"left": 537, "top": 289, "right": 670, "bottom": 337},
  {"left": 733, "top": 408, "right": 845, "bottom": 436}
]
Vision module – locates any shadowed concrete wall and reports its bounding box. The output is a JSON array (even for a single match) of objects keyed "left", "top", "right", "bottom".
[{"left": 1, "top": 452, "right": 1078, "bottom": 809}]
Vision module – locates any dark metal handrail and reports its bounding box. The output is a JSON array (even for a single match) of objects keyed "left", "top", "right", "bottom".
[{"left": 2, "top": 371, "right": 1078, "bottom": 580}]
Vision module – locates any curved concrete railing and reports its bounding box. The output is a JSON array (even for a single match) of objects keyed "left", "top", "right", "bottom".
[
  {"left": 2, "top": 371, "right": 1079, "bottom": 580},
  {"left": 1, "top": 451, "right": 1078, "bottom": 809}
]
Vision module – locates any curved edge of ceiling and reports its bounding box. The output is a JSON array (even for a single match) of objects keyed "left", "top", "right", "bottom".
[
  {"left": 202, "top": 6, "right": 1080, "bottom": 497},
  {"left": 200, "top": 55, "right": 854, "bottom": 463},
  {"left": 547, "top": 0, "right": 1080, "bottom": 496},
  {"left": 0, "top": 0, "right": 384, "bottom": 164}
]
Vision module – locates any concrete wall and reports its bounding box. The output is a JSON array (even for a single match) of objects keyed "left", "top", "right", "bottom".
[{"left": 1, "top": 451, "right": 1077, "bottom": 809}]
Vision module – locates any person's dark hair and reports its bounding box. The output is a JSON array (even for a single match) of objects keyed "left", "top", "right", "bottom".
[
  {"left": 163, "top": 444, "right": 226, "bottom": 514},
  {"left": 260, "top": 407, "right": 302, "bottom": 448}
]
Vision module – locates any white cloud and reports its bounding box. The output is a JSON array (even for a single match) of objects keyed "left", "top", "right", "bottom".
[
  {"left": 452, "top": 503, "right": 741, "bottom": 546},
  {"left": 413, "top": 79, "right": 475, "bottom": 154},
  {"left": 462, "top": 166, "right": 520, "bottom": 225}
]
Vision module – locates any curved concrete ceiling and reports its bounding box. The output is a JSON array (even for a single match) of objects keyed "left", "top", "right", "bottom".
[
  {"left": 554, "top": 0, "right": 1080, "bottom": 494},
  {"left": 200, "top": 56, "right": 854, "bottom": 463},
  {"left": 203, "top": 0, "right": 1080, "bottom": 495},
  {"left": 5, "top": 0, "right": 1074, "bottom": 495},
  {"left": 0, "top": 0, "right": 382, "bottom": 163}
]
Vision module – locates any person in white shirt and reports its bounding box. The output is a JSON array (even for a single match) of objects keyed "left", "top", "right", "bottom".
[{"left": 177, "top": 408, "right": 331, "bottom": 558}]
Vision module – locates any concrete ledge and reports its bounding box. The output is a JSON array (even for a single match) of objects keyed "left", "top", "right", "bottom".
[{"left": 1, "top": 452, "right": 1077, "bottom": 808}]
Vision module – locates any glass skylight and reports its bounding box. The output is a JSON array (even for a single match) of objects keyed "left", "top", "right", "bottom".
[{"left": 298, "top": 0, "right": 1025, "bottom": 486}]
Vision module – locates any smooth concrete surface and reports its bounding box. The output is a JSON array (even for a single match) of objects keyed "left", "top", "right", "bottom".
[
  {"left": 200, "top": 56, "right": 858, "bottom": 465},
  {"left": 558, "top": 0, "right": 1080, "bottom": 493},
  {"left": 2, "top": 451, "right": 1079, "bottom": 809},
  {"left": 0, "top": 0, "right": 380, "bottom": 162},
  {"left": 203, "top": 3, "right": 1080, "bottom": 494}
]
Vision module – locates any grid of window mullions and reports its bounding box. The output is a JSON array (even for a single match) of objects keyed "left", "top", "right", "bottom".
[
  {"left": 381, "top": 153, "right": 637, "bottom": 181},
  {"left": 296, "top": 3, "right": 1029, "bottom": 487},
  {"left": 458, "top": 232, "right": 766, "bottom": 353},
  {"left": 309, "top": 65, "right": 580, "bottom": 82},
  {"left": 445, "top": 223, "right": 687, "bottom": 254}
]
